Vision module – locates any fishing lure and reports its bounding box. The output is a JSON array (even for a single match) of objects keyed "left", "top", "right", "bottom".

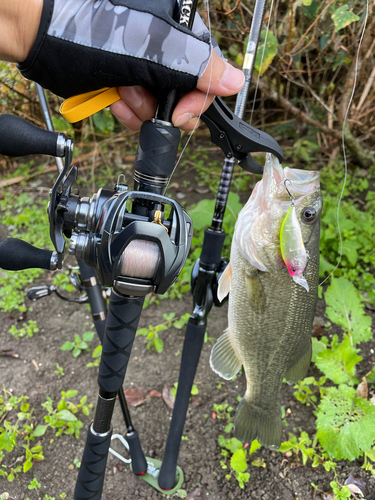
[{"left": 280, "top": 179, "right": 309, "bottom": 292}]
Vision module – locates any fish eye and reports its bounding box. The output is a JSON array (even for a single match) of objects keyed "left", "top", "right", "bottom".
[{"left": 302, "top": 206, "right": 316, "bottom": 223}]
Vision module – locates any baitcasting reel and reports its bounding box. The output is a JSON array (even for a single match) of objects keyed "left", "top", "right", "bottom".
[
  {"left": 0, "top": 115, "right": 193, "bottom": 296},
  {"left": 49, "top": 156, "right": 193, "bottom": 296}
]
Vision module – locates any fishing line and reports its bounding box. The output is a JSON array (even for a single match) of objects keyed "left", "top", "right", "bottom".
[
  {"left": 166, "top": 0, "right": 213, "bottom": 187},
  {"left": 236, "top": 0, "right": 274, "bottom": 197},
  {"left": 249, "top": 0, "right": 275, "bottom": 125},
  {"left": 319, "top": 0, "right": 369, "bottom": 287}
]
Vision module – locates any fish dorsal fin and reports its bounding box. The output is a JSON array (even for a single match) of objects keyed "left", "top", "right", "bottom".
[
  {"left": 210, "top": 328, "right": 241, "bottom": 380},
  {"left": 244, "top": 270, "right": 266, "bottom": 314},
  {"left": 217, "top": 262, "right": 232, "bottom": 302}
]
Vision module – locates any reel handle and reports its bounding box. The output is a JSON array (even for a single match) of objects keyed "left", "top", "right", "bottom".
[
  {"left": 0, "top": 238, "right": 58, "bottom": 271},
  {"left": 0, "top": 114, "right": 64, "bottom": 157}
]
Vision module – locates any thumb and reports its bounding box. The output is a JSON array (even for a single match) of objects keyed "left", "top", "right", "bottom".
[{"left": 197, "top": 50, "right": 245, "bottom": 96}]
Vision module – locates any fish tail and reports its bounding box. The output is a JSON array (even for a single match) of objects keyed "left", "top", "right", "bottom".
[{"left": 234, "top": 398, "right": 282, "bottom": 450}]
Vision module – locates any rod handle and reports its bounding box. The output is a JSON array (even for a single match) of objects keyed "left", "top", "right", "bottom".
[
  {"left": 98, "top": 292, "right": 144, "bottom": 393},
  {"left": 158, "top": 320, "right": 206, "bottom": 490},
  {"left": 74, "top": 424, "right": 112, "bottom": 500},
  {"left": 127, "top": 430, "right": 148, "bottom": 475},
  {"left": 0, "top": 114, "right": 63, "bottom": 157},
  {"left": 0, "top": 238, "right": 56, "bottom": 271}
]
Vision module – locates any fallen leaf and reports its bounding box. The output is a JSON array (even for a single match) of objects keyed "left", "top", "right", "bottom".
[
  {"left": 357, "top": 377, "right": 368, "bottom": 399},
  {"left": 347, "top": 483, "right": 364, "bottom": 496},
  {"left": 162, "top": 382, "right": 175, "bottom": 409},
  {"left": 32, "top": 359, "right": 39, "bottom": 371},
  {"left": 320, "top": 490, "right": 335, "bottom": 500},
  {"left": 312, "top": 324, "right": 324, "bottom": 338},
  {"left": 186, "top": 488, "right": 202, "bottom": 500},
  {"left": 195, "top": 188, "right": 210, "bottom": 194},
  {"left": 124, "top": 388, "right": 148, "bottom": 407},
  {"left": 190, "top": 396, "right": 203, "bottom": 407},
  {"left": 148, "top": 390, "right": 162, "bottom": 398},
  {"left": 0, "top": 349, "right": 19, "bottom": 358},
  {"left": 345, "top": 473, "right": 366, "bottom": 495}
]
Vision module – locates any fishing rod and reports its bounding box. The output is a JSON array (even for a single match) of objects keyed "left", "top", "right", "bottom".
[{"left": 157, "top": 0, "right": 275, "bottom": 490}]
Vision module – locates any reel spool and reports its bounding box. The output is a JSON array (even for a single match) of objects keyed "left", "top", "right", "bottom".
[{"left": 68, "top": 190, "right": 193, "bottom": 296}]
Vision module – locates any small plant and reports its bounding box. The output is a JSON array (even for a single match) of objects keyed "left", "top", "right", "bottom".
[
  {"left": 171, "top": 383, "right": 199, "bottom": 399},
  {"left": 27, "top": 477, "right": 41, "bottom": 491},
  {"left": 54, "top": 363, "right": 65, "bottom": 378},
  {"left": 329, "top": 481, "right": 352, "bottom": 500},
  {"left": 8, "top": 320, "right": 39, "bottom": 339},
  {"left": 86, "top": 345, "right": 102, "bottom": 368},
  {"left": 137, "top": 313, "right": 189, "bottom": 353},
  {"left": 60, "top": 331, "right": 95, "bottom": 357},
  {"left": 214, "top": 402, "right": 263, "bottom": 489},
  {"left": 36, "top": 391, "right": 92, "bottom": 439}
]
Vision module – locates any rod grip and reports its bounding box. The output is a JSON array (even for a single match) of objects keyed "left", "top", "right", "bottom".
[
  {"left": 158, "top": 320, "right": 206, "bottom": 490},
  {"left": 98, "top": 292, "right": 144, "bottom": 393},
  {"left": 74, "top": 424, "right": 112, "bottom": 500},
  {"left": 0, "top": 114, "right": 62, "bottom": 157},
  {"left": 134, "top": 120, "right": 181, "bottom": 179},
  {"left": 127, "top": 430, "right": 147, "bottom": 475},
  {"left": 0, "top": 238, "right": 53, "bottom": 270}
]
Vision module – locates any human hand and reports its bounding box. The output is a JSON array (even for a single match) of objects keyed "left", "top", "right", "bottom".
[
  {"left": 1, "top": 0, "right": 244, "bottom": 132},
  {"left": 111, "top": 50, "right": 245, "bottom": 132}
]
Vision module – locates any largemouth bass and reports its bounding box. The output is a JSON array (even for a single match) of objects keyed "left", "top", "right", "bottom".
[{"left": 210, "top": 154, "right": 322, "bottom": 449}]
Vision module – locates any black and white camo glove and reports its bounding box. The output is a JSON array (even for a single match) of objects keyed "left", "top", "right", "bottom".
[{"left": 18, "top": 0, "right": 219, "bottom": 99}]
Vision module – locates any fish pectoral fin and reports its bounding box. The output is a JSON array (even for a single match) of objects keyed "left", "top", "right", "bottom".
[
  {"left": 217, "top": 262, "right": 232, "bottom": 302},
  {"left": 285, "top": 341, "right": 312, "bottom": 384},
  {"left": 210, "top": 328, "right": 241, "bottom": 380},
  {"left": 244, "top": 270, "right": 266, "bottom": 314}
]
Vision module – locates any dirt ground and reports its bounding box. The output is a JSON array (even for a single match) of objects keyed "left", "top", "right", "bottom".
[
  {"left": 0, "top": 151, "right": 375, "bottom": 500},
  {"left": 1, "top": 270, "right": 375, "bottom": 500}
]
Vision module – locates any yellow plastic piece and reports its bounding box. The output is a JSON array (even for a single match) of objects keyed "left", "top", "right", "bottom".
[{"left": 60, "top": 87, "right": 121, "bottom": 123}]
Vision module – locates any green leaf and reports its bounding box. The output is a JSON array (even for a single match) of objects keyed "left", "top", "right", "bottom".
[
  {"left": 230, "top": 448, "right": 247, "bottom": 473},
  {"left": 72, "top": 348, "right": 82, "bottom": 358},
  {"left": 249, "top": 439, "right": 262, "bottom": 455},
  {"left": 56, "top": 410, "right": 77, "bottom": 422},
  {"left": 82, "top": 331, "right": 94, "bottom": 342},
  {"left": 92, "top": 109, "right": 115, "bottom": 135},
  {"left": 225, "top": 438, "right": 243, "bottom": 454},
  {"left": 51, "top": 116, "right": 74, "bottom": 135},
  {"left": 316, "top": 385, "right": 375, "bottom": 460},
  {"left": 331, "top": 5, "right": 360, "bottom": 33},
  {"left": 60, "top": 341, "right": 74, "bottom": 351},
  {"left": 342, "top": 240, "right": 361, "bottom": 267},
  {"left": 23, "top": 460, "right": 33, "bottom": 473},
  {"left": 311, "top": 338, "right": 326, "bottom": 362},
  {"left": 254, "top": 31, "right": 278, "bottom": 76},
  {"left": 65, "top": 390, "right": 78, "bottom": 399},
  {"left": 191, "top": 384, "right": 199, "bottom": 395},
  {"left": 367, "top": 367, "right": 375, "bottom": 384},
  {"left": 31, "top": 445, "right": 42, "bottom": 453},
  {"left": 365, "top": 449, "right": 375, "bottom": 461},
  {"left": 314, "top": 337, "right": 361, "bottom": 385},
  {"left": 33, "top": 425, "right": 47, "bottom": 437},
  {"left": 92, "top": 345, "right": 102, "bottom": 358},
  {"left": 325, "top": 278, "right": 372, "bottom": 344},
  {"left": 154, "top": 337, "right": 164, "bottom": 353},
  {"left": 137, "top": 328, "right": 149, "bottom": 337},
  {"left": 224, "top": 423, "right": 234, "bottom": 433}
]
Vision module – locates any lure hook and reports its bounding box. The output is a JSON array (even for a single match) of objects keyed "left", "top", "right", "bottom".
[{"left": 284, "top": 179, "right": 295, "bottom": 206}]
